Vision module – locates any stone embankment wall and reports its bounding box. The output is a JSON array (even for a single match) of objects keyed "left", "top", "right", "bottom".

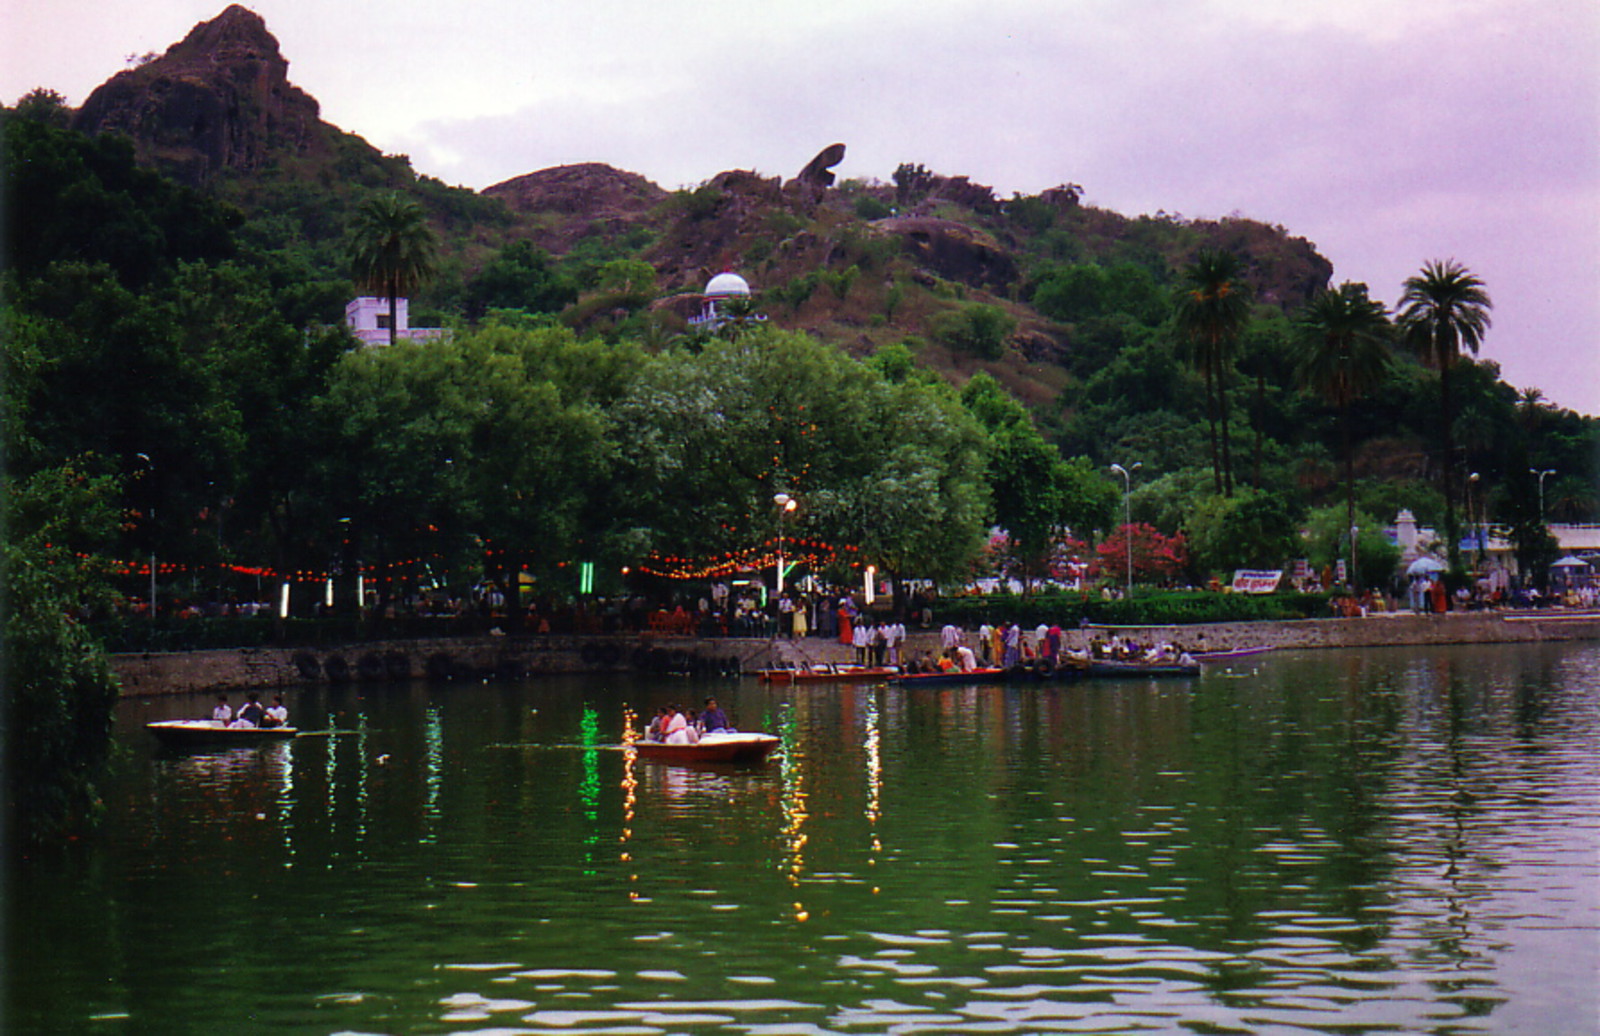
[{"left": 111, "top": 611, "right": 1600, "bottom": 697}]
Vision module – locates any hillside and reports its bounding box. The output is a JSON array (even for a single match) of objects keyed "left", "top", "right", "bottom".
[{"left": 60, "top": 4, "right": 1332, "bottom": 412}]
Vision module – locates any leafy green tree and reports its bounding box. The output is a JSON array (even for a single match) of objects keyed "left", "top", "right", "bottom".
[
  {"left": 1305, "top": 505, "right": 1401, "bottom": 591},
  {"left": 3, "top": 463, "right": 123, "bottom": 846},
  {"left": 1184, "top": 489, "right": 1302, "bottom": 577},
  {"left": 932, "top": 303, "right": 1015, "bottom": 359},
  {"left": 613, "top": 327, "right": 990, "bottom": 594},
  {"left": 1175, "top": 249, "right": 1252, "bottom": 496},
  {"left": 1397, "top": 259, "right": 1492, "bottom": 568},
  {"left": 347, "top": 190, "right": 439, "bottom": 346},
  {"left": 463, "top": 240, "right": 576, "bottom": 319},
  {"left": 960, "top": 373, "right": 1117, "bottom": 590},
  {"left": 1296, "top": 282, "right": 1393, "bottom": 589},
  {"left": 315, "top": 324, "right": 625, "bottom": 610}
]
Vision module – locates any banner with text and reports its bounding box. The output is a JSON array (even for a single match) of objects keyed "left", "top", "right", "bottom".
[{"left": 1231, "top": 569, "right": 1283, "bottom": 594}]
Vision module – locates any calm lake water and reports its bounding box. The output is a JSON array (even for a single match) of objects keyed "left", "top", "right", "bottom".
[{"left": 8, "top": 642, "right": 1599, "bottom": 1033}]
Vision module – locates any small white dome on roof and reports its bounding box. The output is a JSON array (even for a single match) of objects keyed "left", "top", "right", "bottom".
[{"left": 705, "top": 272, "right": 751, "bottom": 297}]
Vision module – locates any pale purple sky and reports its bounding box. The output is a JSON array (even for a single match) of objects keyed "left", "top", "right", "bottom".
[{"left": 6, "top": 0, "right": 1597, "bottom": 415}]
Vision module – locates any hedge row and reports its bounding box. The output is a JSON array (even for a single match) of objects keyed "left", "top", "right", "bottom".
[{"left": 931, "top": 590, "right": 1332, "bottom": 629}]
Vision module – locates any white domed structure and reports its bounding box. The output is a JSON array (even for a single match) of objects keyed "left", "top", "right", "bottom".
[
  {"left": 691, "top": 269, "right": 765, "bottom": 333},
  {"left": 705, "top": 272, "right": 751, "bottom": 298}
]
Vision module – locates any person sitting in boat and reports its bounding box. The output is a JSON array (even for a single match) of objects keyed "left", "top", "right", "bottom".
[
  {"left": 701, "top": 697, "right": 730, "bottom": 733},
  {"left": 955, "top": 644, "right": 978, "bottom": 672},
  {"left": 233, "top": 692, "right": 265, "bottom": 729},
  {"left": 664, "top": 706, "right": 698, "bottom": 745},
  {"left": 211, "top": 695, "right": 233, "bottom": 725},
  {"left": 646, "top": 707, "right": 669, "bottom": 742},
  {"left": 262, "top": 694, "right": 289, "bottom": 729}
]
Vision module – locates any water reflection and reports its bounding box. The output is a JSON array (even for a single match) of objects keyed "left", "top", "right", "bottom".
[{"left": 10, "top": 642, "right": 1599, "bottom": 1033}]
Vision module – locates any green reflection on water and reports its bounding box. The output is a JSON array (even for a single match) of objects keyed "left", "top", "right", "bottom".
[{"left": 7, "top": 641, "right": 1598, "bottom": 1033}]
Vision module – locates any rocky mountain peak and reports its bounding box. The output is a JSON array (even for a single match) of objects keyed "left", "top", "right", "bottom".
[{"left": 74, "top": 4, "right": 327, "bottom": 184}]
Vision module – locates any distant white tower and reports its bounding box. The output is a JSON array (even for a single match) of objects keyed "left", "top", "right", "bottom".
[{"left": 690, "top": 271, "right": 763, "bottom": 332}]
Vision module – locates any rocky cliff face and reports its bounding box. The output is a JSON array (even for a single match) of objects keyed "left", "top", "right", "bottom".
[{"left": 74, "top": 4, "right": 330, "bottom": 185}]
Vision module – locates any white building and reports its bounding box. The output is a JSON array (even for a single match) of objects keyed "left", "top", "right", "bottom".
[
  {"left": 688, "top": 271, "right": 765, "bottom": 333},
  {"left": 345, "top": 297, "right": 448, "bottom": 347}
]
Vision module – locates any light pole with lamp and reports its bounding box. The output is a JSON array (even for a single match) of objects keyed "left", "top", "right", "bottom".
[
  {"left": 135, "top": 453, "right": 156, "bottom": 621},
  {"left": 1109, "top": 462, "right": 1140, "bottom": 599},
  {"left": 1466, "top": 472, "right": 1482, "bottom": 567},
  {"left": 773, "top": 493, "right": 797, "bottom": 597},
  {"left": 1530, "top": 468, "right": 1556, "bottom": 524}
]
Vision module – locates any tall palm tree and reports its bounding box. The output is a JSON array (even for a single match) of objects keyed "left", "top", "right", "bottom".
[
  {"left": 1296, "top": 281, "right": 1393, "bottom": 589},
  {"left": 1397, "top": 260, "right": 1492, "bottom": 568},
  {"left": 1175, "top": 248, "right": 1252, "bottom": 496},
  {"left": 348, "top": 191, "right": 439, "bottom": 347}
]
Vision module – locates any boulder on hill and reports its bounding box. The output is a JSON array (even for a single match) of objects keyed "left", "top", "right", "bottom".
[
  {"left": 483, "top": 162, "right": 666, "bottom": 219},
  {"left": 878, "top": 217, "right": 1016, "bottom": 291},
  {"left": 74, "top": 4, "right": 328, "bottom": 185},
  {"left": 790, "top": 143, "right": 846, "bottom": 190}
]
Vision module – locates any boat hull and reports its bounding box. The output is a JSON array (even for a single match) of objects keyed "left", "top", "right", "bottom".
[
  {"left": 890, "top": 668, "right": 1009, "bottom": 687},
  {"left": 146, "top": 720, "right": 298, "bottom": 750},
  {"left": 757, "top": 666, "right": 899, "bottom": 684},
  {"left": 631, "top": 732, "right": 780, "bottom": 764}
]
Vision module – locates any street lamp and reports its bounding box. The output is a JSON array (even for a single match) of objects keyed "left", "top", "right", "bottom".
[
  {"left": 136, "top": 453, "right": 156, "bottom": 621},
  {"left": 1530, "top": 468, "right": 1556, "bottom": 524},
  {"left": 1467, "top": 472, "right": 1482, "bottom": 563},
  {"left": 774, "top": 492, "right": 797, "bottom": 597},
  {"left": 1109, "top": 462, "right": 1140, "bottom": 598}
]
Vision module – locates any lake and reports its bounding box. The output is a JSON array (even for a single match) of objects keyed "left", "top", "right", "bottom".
[{"left": 8, "top": 642, "right": 1598, "bottom": 1033}]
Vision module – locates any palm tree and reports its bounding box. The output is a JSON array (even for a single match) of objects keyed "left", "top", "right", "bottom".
[
  {"left": 348, "top": 191, "right": 439, "bottom": 347},
  {"left": 1397, "top": 260, "right": 1492, "bottom": 568},
  {"left": 1296, "top": 282, "right": 1393, "bottom": 589},
  {"left": 1175, "top": 249, "right": 1252, "bottom": 496}
]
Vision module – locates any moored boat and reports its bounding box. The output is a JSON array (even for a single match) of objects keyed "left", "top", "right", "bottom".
[
  {"left": 889, "top": 667, "right": 1008, "bottom": 687},
  {"left": 757, "top": 664, "right": 900, "bottom": 684},
  {"left": 630, "top": 730, "right": 781, "bottom": 764},
  {"left": 146, "top": 719, "right": 299, "bottom": 749}
]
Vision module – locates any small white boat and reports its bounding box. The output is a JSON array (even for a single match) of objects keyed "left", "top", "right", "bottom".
[
  {"left": 630, "top": 731, "right": 780, "bottom": 765},
  {"left": 146, "top": 719, "right": 298, "bottom": 750}
]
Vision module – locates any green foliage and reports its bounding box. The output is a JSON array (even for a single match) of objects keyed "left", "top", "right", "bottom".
[
  {"left": 868, "top": 341, "right": 917, "bottom": 384},
  {"left": 3, "top": 463, "right": 123, "bottom": 846},
  {"left": 675, "top": 183, "right": 726, "bottom": 221},
  {"left": 935, "top": 588, "right": 1332, "bottom": 629},
  {"left": 464, "top": 240, "right": 576, "bottom": 318},
  {"left": 932, "top": 303, "right": 1015, "bottom": 359},
  {"left": 612, "top": 326, "right": 991, "bottom": 583},
  {"left": 1032, "top": 261, "right": 1167, "bottom": 326},
  {"left": 1184, "top": 489, "right": 1303, "bottom": 576},
  {"left": 1304, "top": 505, "right": 1403, "bottom": 589},
  {"left": 821, "top": 264, "right": 859, "bottom": 300},
  {"left": 3, "top": 116, "right": 237, "bottom": 288},
  {"left": 1004, "top": 194, "right": 1057, "bottom": 234},
  {"left": 854, "top": 195, "right": 892, "bottom": 220}
]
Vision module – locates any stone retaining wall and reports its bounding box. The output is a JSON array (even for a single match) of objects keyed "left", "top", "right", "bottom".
[{"left": 111, "top": 611, "right": 1599, "bottom": 697}]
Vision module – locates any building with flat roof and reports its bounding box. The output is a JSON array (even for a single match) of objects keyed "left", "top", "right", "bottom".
[{"left": 345, "top": 297, "right": 447, "bottom": 347}]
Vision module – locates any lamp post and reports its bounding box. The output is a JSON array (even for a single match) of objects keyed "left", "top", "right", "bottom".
[
  {"left": 774, "top": 492, "right": 797, "bottom": 597},
  {"left": 1466, "top": 472, "right": 1481, "bottom": 566},
  {"left": 1109, "top": 462, "right": 1140, "bottom": 599},
  {"left": 136, "top": 452, "right": 156, "bottom": 621},
  {"left": 1530, "top": 468, "right": 1556, "bottom": 524}
]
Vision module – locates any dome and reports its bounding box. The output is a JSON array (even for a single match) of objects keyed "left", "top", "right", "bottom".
[{"left": 705, "top": 272, "right": 751, "bottom": 298}]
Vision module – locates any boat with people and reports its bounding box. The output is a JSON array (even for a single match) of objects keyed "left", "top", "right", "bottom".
[
  {"left": 889, "top": 667, "right": 1009, "bottom": 687},
  {"left": 146, "top": 720, "right": 299, "bottom": 750},
  {"left": 630, "top": 730, "right": 781, "bottom": 764},
  {"left": 757, "top": 663, "right": 901, "bottom": 684}
]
